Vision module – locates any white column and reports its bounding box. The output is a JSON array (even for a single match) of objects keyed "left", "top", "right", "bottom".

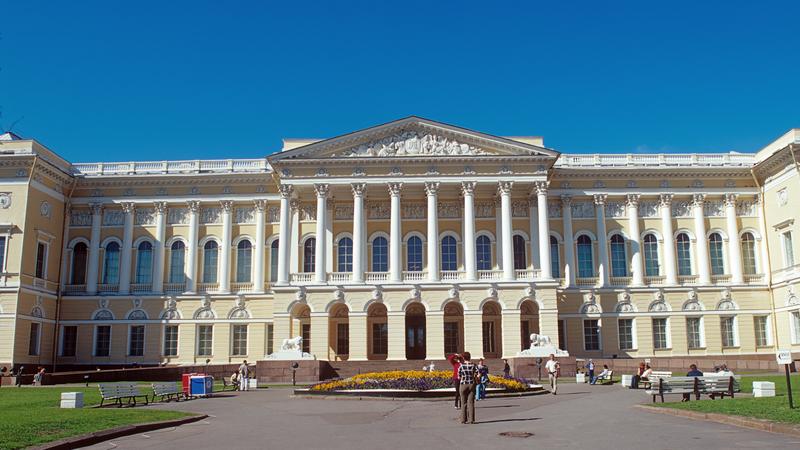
[
  {"left": 562, "top": 196, "right": 576, "bottom": 287},
  {"left": 314, "top": 184, "right": 329, "bottom": 284},
  {"left": 462, "top": 182, "right": 477, "bottom": 281},
  {"left": 290, "top": 201, "right": 300, "bottom": 276},
  {"left": 219, "top": 200, "right": 233, "bottom": 293},
  {"left": 425, "top": 182, "right": 440, "bottom": 282},
  {"left": 499, "top": 181, "right": 515, "bottom": 281},
  {"left": 660, "top": 194, "right": 678, "bottom": 286},
  {"left": 627, "top": 194, "right": 644, "bottom": 286},
  {"left": 388, "top": 182, "right": 403, "bottom": 283},
  {"left": 86, "top": 203, "right": 103, "bottom": 295},
  {"left": 536, "top": 182, "right": 552, "bottom": 280},
  {"left": 118, "top": 202, "right": 135, "bottom": 294},
  {"left": 277, "top": 185, "right": 292, "bottom": 285},
  {"left": 495, "top": 197, "right": 503, "bottom": 270},
  {"left": 185, "top": 201, "right": 200, "bottom": 293},
  {"left": 724, "top": 194, "right": 743, "bottom": 284},
  {"left": 529, "top": 197, "right": 540, "bottom": 270},
  {"left": 152, "top": 202, "right": 167, "bottom": 293},
  {"left": 351, "top": 183, "right": 366, "bottom": 283},
  {"left": 253, "top": 200, "right": 266, "bottom": 293},
  {"left": 692, "top": 194, "right": 711, "bottom": 284},
  {"left": 594, "top": 194, "right": 609, "bottom": 287}
]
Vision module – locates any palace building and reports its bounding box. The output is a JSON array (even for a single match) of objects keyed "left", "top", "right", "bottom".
[{"left": 0, "top": 117, "right": 798, "bottom": 371}]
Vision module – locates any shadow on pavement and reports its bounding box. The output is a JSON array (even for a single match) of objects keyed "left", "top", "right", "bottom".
[{"left": 474, "top": 417, "right": 541, "bottom": 424}]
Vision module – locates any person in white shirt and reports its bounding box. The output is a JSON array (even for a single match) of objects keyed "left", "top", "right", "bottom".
[
  {"left": 238, "top": 360, "right": 249, "bottom": 391},
  {"left": 591, "top": 365, "right": 611, "bottom": 384},
  {"left": 545, "top": 354, "right": 560, "bottom": 395}
]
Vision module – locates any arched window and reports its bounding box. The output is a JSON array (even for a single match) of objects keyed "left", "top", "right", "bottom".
[
  {"left": 102, "top": 242, "right": 121, "bottom": 284},
  {"left": 169, "top": 241, "right": 186, "bottom": 283},
  {"left": 476, "top": 235, "right": 492, "bottom": 271},
  {"left": 338, "top": 237, "right": 353, "bottom": 272},
  {"left": 407, "top": 236, "right": 423, "bottom": 271},
  {"left": 643, "top": 234, "right": 659, "bottom": 277},
  {"left": 676, "top": 233, "right": 692, "bottom": 276},
  {"left": 609, "top": 234, "right": 627, "bottom": 277},
  {"left": 303, "top": 238, "right": 316, "bottom": 273},
  {"left": 550, "top": 236, "right": 560, "bottom": 278},
  {"left": 202, "top": 241, "right": 218, "bottom": 283},
  {"left": 576, "top": 235, "right": 594, "bottom": 278},
  {"left": 135, "top": 241, "right": 153, "bottom": 284},
  {"left": 513, "top": 235, "right": 527, "bottom": 270},
  {"left": 371, "top": 237, "right": 388, "bottom": 272},
  {"left": 236, "top": 240, "right": 252, "bottom": 282},
  {"left": 741, "top": 232, "right": 757, "bottom": 275},
  {"left": 441, "top": 236, "right": 458, "bottom": 271},
  {"left": 270, "top": 239, "right": 280, "bottom": 282},
  {"left": 708, "top": 233, "right": 724, "bottom": 275},
  {"left": 71, "top": 242, "right": 88, "bottom": 284}
]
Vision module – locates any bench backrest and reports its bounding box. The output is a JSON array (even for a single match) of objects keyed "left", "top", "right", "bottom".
[
  {"left": 654, "top": 376, "right": 740, "bottom": 393},
  {"left": 152, "top": 383, "right": 181, "bottom": 395},
  {"left": 99, "top": 383, "right": 144, "bottom": 398},
  {"left": 650, "top": 371, "right": 672, "bottom": 378}
]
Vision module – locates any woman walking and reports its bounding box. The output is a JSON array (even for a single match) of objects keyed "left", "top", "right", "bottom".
[{"left": 447, "top": 353, "right": 462, "bottom": 409}]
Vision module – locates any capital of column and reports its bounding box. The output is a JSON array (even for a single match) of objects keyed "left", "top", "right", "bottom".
[
  {"left": 254, "top": 199, "right": 267, "bottom": 211},
  {"left": 626, "top": 194, "right": 640, "bottom": 208},
  {"left": 279, "top": 184, "right": 293, "bottom": 199},
  {"left": 89, "top": 202, "right": 104, "bottom": 215},
  {"left": 561, "top": 194, "right": 572, "bottom": 206},
  {"left": 154, "top": 201, "right": 168, "bottom": 214},
  {"left": 290, "top": 199, "right": 300, "bottom": 213},
  {"left": 351, "top": 183, "right": 367, "bottom": 197},
  {"left": 186, "top": 200, "right": 201, "bottom": 213},
  {"left": 424, "top": 181, "right": 440, "bottom": 196},
  {"left": 533, "top": 180, "right": 548, "bottom": 195},
  {"left": 724, "top": 193, "right": 738, "bottom": 207},
  {"left": 314, "top": 183, "right": 330, "bottom": 198},
  {"left": 121, "top": 202, "right": 136, "bottom": 214},
  {"left": 692, "top": 193, "right": 706, "bottom": 208},
  {"left": 659, "top": 194, "right": 673, "bottom": 208},
  {"left": 593, "top": 194, "right": 608, "bottom": 206},
  {"left": 220, "top": 200, "right": 234, "bottom": 212},
  {"left": 387, "top": 182, "right": 403, "bottom": 197},
  {"left": 498, "top": 181, "right": 514, "bottom": 195},
  {"left": 461, "top": 181, "right": 476, "bottom": 196}
]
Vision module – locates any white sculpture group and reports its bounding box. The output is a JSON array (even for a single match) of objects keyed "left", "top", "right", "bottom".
[
  {"left": 517, "top": 333, "right": 569, "bottom": 358},
  {"left": 266, "top": 335, "right": 315, "bottom": 360},
  {"left": 280, "top": 336, "right": 303, "bottom": 352}
]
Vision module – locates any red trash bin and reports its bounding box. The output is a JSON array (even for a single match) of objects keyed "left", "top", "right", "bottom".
[{"left": 182, "top": 373, "right": 195, "bottom": 398}]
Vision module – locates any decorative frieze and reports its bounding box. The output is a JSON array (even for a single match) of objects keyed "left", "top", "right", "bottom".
[
  {"left": 235, "top": 207, "right": 255, "bottom": 224},
  {"left": 168, "top": 207, "right": 189, "bottom": 225},
  {"left": 704, "top": 200, "right": 725, "bottom": 217},
  {"left": 334, "top": 204, "right": 354, "bottom": 220},
  {"left": 736, "top": 198, "right": 758, "bottom": 217},
  {"left": 512, "top": 201, "right": 529, "bottom": 217},
  {"left": 639, "top": 201, "right": 659, "bottom": 218},
  {"left": 570, "top": 201, "right": 595, "bottom": 219},
  {"left": 267, "top": 206, "right": 280, "bottom": 223},
  {"left": 548, "top": 201, "right": 562, "bottom": 218},
  {"left": 438, "top": 202, "right": 461, "bottom": 218},
  {"left": 299, "top": 204, "right": 316, "bottom": 221},
  {"left": 102, "top": 209, "right": 124, "bottom": 226},
  {"left": 135, "top": 208, "right": 155, "bottom": 226},
  {"left": 402, "top": 203, "right": 426, "bottom": 219},
  {"left": 475, "top": 202, "right": 495, "bottom": 218},
  {"left": 341, "top": 131, "right": 488, "bottom": 157},
  {"left": 368, "top": 203, "right": 389, "bottom": 219},
  {"left": 201, "top": 208, "right": 221, "bottom": 224},
  {"left": 70, "top": 210, "right": 92, "bottom": 226},
  {"left": 671, "top": 200, "right": 692, "bottom": 217},
  {"left": 606, "top": 201, "right": 626, "bottom": 218}
]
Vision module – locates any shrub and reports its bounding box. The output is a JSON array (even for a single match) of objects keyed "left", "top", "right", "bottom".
[{"left": 309, "top": 370, "right": 528, "bottom": 392}]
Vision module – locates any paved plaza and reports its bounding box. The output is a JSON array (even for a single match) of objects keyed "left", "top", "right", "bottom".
[{"left": 81, "top": 383, "right": 799, "bottom": 450}]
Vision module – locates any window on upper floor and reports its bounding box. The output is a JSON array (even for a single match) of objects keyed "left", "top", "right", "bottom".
[
  {"left": 609, "top": 234, "right": 627, "bottom": 277},
  {"left": 513, "top": 235, "right": 527, "bottom": 270},
  {"left": 270, "top": 239, "right": 280, "bottom": 282},
  {"left": 337, "top": 237, "right": 353, "bottom": 272},
  {"left": 476, "top": 235, "right": 492, "bottom": 271},
  {"left": 169, "top": 241, "right": 186, "bottom": 283},
  {"left": 35, "top": 242, "right": 48, "bottom": 279},
  {"left": 406, "top": 236, "right": 423, "bottom": 272},
  {"left": 549, "top": 236, "right": 560, "bottom": 278},
  {"left": 708, "top": 233, "right": 725, "bottom": 275},
  {"left": 371, "top": 236, "right": 387, "bottom": 272},
  {"left": 203, "top": 241, "right": 218, "bottom": 283},
  {"left": 741, "top": 232, "right": 757, "bottom": 275},
  {"left": 303, "top": 238, "right": 316, "bottom": 273},
  {"left": 643, "top": 234, "right": 660, "bottom": 277},
  {"left": 441, "top": 236, "right": 458, "bottom": 271},
  {"left": 676, "top": 233, "right": 692, "bottom": 276},
  {"left": 71, "top": 242, "right": 89, "bottom": 284},
  {"left": 0, "top": 236, "right": 6, "bottom": 273},
  {"left": 102, "top": 242, "right": 121, "bottom": 284},
  {"left": 135, "top": 241, "right": 153, "bottom": 284},
  {"left": 236, "top": 240, "right": 252, "bottom": 283},
  {"left": 782, "top": 231, "right": 795, "bottom": 267},
  {"left": 576, "top": 235, "right": 593, "bottom": 278}
]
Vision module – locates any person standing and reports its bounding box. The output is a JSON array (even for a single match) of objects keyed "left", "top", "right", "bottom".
[
  {"left": 447, "top": 353, "right": 462, "bottom": 409},
  {"left": 238, "top": 360, "right": 249, "bottom": 391},
  {"left": 457, "top": 352, "right": 478, "bottom": 424},
  {"left": 503, "top": 359, "right": 511, "bottom": 378},
  {"left": 586, "top": 359, "right": 595, "bottom": 384},
  {"left": 545, "top": 354, "right": 560, "bottom": 395},
  {"left": 476, "top": 359, "right": 489, "bottom": 400}
]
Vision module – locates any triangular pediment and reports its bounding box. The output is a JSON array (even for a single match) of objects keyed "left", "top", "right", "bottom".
[{"left": 268, "top": 116, "right": 559, "bottom": 162}]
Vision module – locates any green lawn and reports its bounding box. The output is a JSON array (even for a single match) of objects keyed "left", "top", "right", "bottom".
[
  {"left": 654, "top": 374, "right": 800, "bottom": 424},
  {"left": 0, "top": 386, "right": 193, "bottom": 450}
]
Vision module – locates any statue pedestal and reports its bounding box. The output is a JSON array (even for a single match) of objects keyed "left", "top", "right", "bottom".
[
  {"left": 265, "top": 350, "right": 315, "bottom": 360},
  {"left": 516, "top": 347, "right": 569, "bottom": 358}
]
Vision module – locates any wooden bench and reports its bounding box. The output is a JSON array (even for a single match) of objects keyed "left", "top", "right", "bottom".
[
  {"left": 99, "top": 383, "right": 150, "bottom": 407},
  {"left": 646, "top": 376, "right": 740, "bottom": 403},
  {"left": 594, "top": 370, "right": 614, "bottom": 385},
  {"left": 152, "top": 382, "right": 182, "bottom": 402},
  {"left": 641, "top": 371, "right": 672, "bottom": 389},
  {"left": 222, "top": 377, "right": 239, "bottom": 391}
]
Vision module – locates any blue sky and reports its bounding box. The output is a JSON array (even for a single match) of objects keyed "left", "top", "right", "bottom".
[{"left": 2, "top": 1, "right": 799, "bottom": 162}]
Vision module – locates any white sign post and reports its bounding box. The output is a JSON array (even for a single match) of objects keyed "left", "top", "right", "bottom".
[{"left": 776, "top": 350, "right": 794, "bottom": 409}]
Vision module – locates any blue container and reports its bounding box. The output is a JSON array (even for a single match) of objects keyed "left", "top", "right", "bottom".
[{"left": 190, "top": 376, "right": 214, "bottom": 396}]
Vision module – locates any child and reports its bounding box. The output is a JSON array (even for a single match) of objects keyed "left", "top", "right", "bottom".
[{"left": 476, "top": 359, "right": 490, "bottom": 400}]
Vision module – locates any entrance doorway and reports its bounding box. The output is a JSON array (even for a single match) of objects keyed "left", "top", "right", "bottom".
[{"left": 405, "top": 303, "right": 426, "bottom": 360}]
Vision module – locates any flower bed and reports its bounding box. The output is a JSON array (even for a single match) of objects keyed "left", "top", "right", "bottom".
[{"left": 309, "top": 370, "right": 529, "bottom": 393}]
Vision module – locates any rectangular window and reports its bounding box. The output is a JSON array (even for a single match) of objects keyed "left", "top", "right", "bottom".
[
  {"left": 301, "top": 324, "right": 310, "bottom": 354},
  {"left": 686, "top": 317, "right": 703, "bottom": 349},
  {"left": 617, "top": 319, "right": 634, "bottom": 350},
  {"left": 372, "top": 323, "right": 388, "bottom": 355},
  {"left": 721, "top": 317, "right": 736, "bottom": 348},
  {"left": 583, "top": 319, "right": 600, "bottom": 351},
  {"left": 95, "top": 325, "right": 111, "bottom": 357},
  {"left": 793, "top": 311, "right": 800, "bottom": 344},
  {"left": 482, "top": 321, "right": 495, "bottom": 354},
  {"left": 754, "top": 316, "right": 769, "bottom": 347},
  {"left": 444, "top": 322, "right": 459, "bottom": 354},
  {"left": 521, "top": 320, "right": 530, "bottom": 350},
  {"left": 652, "top": 318, "right": 668, "bottom": 349},
  {"left": 783, "top": 231, "right": 795, "bottom": 267},
  {"left": 0, "top": 236, "right": 6, "bottom": 272},
  {"left": 266, "top": 324, "right": 274, "bottom": 355},
  {"left": 129, "top": 325, "right": 145, "bottom": 356},
  {"left": 163, "top": 325, "right": 179, "bottom": 356},
  {"left": 197, "top": 325, "right": 213, "bottom": 356},
  {"left": 35, "top": 242, "right": 47, "bottom": 279},
  {"left": 557, "top": 320, "right": 567, "bottom": 351},
  {"left": 61, "top": 326, "right": 77, "bottom": 357},
  {"left": 336, "top": 323, "right": 349, "bottom": 355},
  {"left": 232, "top": 325, "right": 248, "bottom": 356},
  {"left": 28, "top": 322, "right": 40, "bottom": 356}
]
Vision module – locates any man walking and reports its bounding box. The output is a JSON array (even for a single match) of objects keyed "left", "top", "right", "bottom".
[
  {"left": 238, "top": 360, "right": 249, "bottom": 391},
  {"left": 457, "top": 352, "right": 478, "bottom": 424},
  {"left": 545, "top": 354, "right": 560, "bottom": 395}
]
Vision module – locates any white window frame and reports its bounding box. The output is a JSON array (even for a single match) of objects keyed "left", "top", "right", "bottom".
[
  {"left": 162, "top": 324, "right": 180, "bottom": 357},
  {"left": 617, "top": 317, "right": 637, "bottom": 351},
  {"left": 782, "top": 231, "right": 795, "bottom": 267},
  {"left": 686, "top": 316, "right": 706, "bottom": 349},
  {"left": 753, "top": 315, "right": 772, "bottom": 347},
  {"left": 93, "top": 324, "right": 112, "bottom": 357},
  {"left": 790, "top": 310, "right": 800, "bottom": 345},
  {"left": 231, "top": 324, "right": 249, "bottom": 357},
  {"left": 720, "top": 315, "right": 739, "bottom": 348},
  {"left": 128, "top": 324, "right": 146, "bottom": 357},
  {"left": 197, "top": 324, "right": 214, "bottom": 357},
  {"left": 0, "top": 233, "right": 10, "bottom": 274},
  {"left": 582, "top": 318, "right": 602, "bottom": 351},
  {"left": 652, "top": 317, "right": 671, "bottom": 350}
]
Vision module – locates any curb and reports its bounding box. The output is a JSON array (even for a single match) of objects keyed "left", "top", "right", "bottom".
[
  {"left": 636, "top": 404, "right": 800, "bottom": 438},
  {"left": 30, "top": 414, "right": 209, "bottom": 450},
  {"left": 291, "top": 389, "right": 549, "bottom": 401}
]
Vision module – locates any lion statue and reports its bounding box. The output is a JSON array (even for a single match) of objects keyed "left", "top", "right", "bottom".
[
  {"left": 529, "top": 333, "right": 552, "bottom": 348},
  {"left": 281, "top": 336, "right": 303, "bottom": 352}
]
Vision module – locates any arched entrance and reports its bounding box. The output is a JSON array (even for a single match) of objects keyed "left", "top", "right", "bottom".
[
  {"left": 291, "top": 304, "right": 311, "bottom": 354},
  {"left": 443, "top": 302, "right": 464, "bottom": 356},
  {"left": 367, "top": 303, "right": 388, "bottom": 360},
  {"left": 520, "top": 299, "right": 539, "bottom": 351},
  {"left": 405, "top": 303, "right": 426, "bottom": 360},
  {"left": 482, "top": 301, "right": 502, "bottom": 358},
  {"left": 328, "top": 303, "right": 349, "bottom": 361}
]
